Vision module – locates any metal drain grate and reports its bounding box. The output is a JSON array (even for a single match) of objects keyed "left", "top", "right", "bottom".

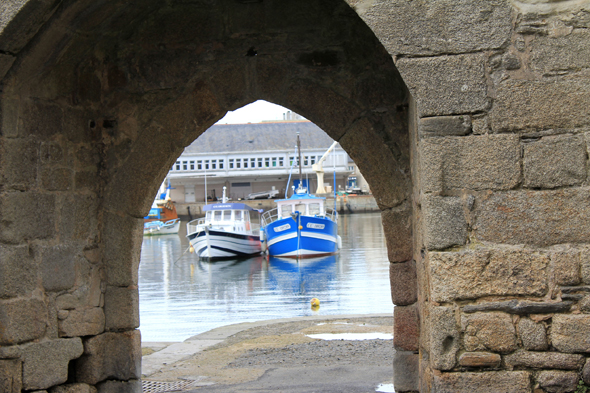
[{"left": 142, "top": 380, "right": 202, "bottom": 393}]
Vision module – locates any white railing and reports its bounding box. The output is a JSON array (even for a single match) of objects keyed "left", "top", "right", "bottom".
[
  {"left": 325, "top": 207, "right": 338, "bottom": 222},
  {"left": 187, "top": 218, "right": 206, "bottom": 235},
  {"left": 187, "top": 218, "right": 261, "bottom": 235},
  {"left": 261, "top": 208, "right": 279, "bottom": 227},
  {"left": 261, "top": 207, "right": 338, "bottom": 227}
]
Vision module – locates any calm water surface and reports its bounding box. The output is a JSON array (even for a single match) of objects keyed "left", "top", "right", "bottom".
[{"left": 138, "top": 212, "right": 393, "bottom": 342}]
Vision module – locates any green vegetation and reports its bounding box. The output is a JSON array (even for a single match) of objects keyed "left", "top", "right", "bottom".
[{"left": 576, "top": 380, "right": 590, "bottom": 393}]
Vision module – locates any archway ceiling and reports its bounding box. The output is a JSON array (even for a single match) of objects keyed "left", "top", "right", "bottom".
[{"left": 4, "top": 0, "right": 411, "bottom": 211}]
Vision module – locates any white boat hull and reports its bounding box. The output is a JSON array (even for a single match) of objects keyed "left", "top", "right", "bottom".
[
  {"left": 187, "top": 228, "right": 261, "bottom": 259},
  {"left": 143, "top": 219, "right": 180, "bottom": 236}
]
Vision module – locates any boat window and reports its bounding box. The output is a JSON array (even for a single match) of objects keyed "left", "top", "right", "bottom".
[
  {"left": 189, "top": 160, "right": 195, "bottom": 170},
  {"left": 182, "top": 161, "right": 188, "bottom": 170},
  {"left": 206, "top": 211, "right": 211, "bottom": 221},
  {"left": 265, "top": 157, "right": 270, "bottom": 167},
  {"left": 304, "top": 156, "right": 309, "bottom": 166},
  {"left": 258, "top": 158, "right": 263, "bottom": 168},
  {"left": 223, "top": 211, "right": 231, "bottom": 220},
  {"left": 309, "top": 203, "right": 321, "bottom": 216},
  {"left": 281, "top": 205, "right": 292, "bottom": 218},
  {"left": 295, "top": 203, "right": 306, "bottom": 214},
  {"left": 205, "top": 160, "right": 210, "bottom": 170},
  {"left": 229, "top": 159, "right": 234, "bottom": 169},
  {"left": 214, "top": 211, "right": 222, "bottom": 221},
  {"left": 197, "top": 160, "right": 202, "bottom": 170},
  {"left": 243, "top": 159, "right": 248, "bottom": 168},
  {"left": 272, "top": 157, "right": 277, "bottom": 167},
  {"left": 235, "top": 210, "right": 243, "bottom": 221},
  {"left": 251, "top": 158, "right": 256, "bottom": 168},
  {"left": 236, "top": 158, "right": 241, "bottom": 169},
  {"left": 279, "top": 157, "right": 284, "bottom": 167},
  {"left": 219, "top": 160, "right": 224, "bottom": 169},
  {"left": 211, "top": 159, "right": 217, "bottom": 169},
  {"left": 244, "top": 211, "right": 250, "bottom": 221}
]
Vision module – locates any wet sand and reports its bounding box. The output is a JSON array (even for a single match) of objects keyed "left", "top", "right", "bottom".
[{"left": 142, "top": 314, "right": 395, "bottom": 392}]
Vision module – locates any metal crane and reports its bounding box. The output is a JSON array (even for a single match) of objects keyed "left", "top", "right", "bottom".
[{"left": 312, "top": 141, "right": 339, "bottom": 194}]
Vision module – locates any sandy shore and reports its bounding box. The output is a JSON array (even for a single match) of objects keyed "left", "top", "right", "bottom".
[{"left": 141, "top": 314, "right": 395, "bottom": 392}]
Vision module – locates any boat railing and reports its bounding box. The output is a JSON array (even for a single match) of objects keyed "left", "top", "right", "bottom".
[
  {"left": 325, "top": 207, "right": 338, "bottom": 222},
  {"left": 187, "top": 218, "right": 206, "bottom": 235},
  {"left": 261, "top": 208, "right": 279, "bottom": 227},
  {"left": 261, "top": 207, "right": 338, "bottom": 227},
  {"left": 188, "top": 218, "right": 262, "bottom": 234}
]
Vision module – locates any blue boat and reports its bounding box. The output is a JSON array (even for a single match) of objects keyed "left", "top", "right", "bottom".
[
  {"left": 260, "top": 133, "right": 341, "bottom": 258},
  {"left": 144, "top": 219, "right": 181, "bottom": 236},
  {"left": 267, "top": 255, "right": 338, "bottom": 294}
]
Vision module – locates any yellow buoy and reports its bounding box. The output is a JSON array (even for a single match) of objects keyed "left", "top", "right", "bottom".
[
  {"left": 189, "top": 245, "right": 195, "bottom": 253},
  {"left": 299, "top": 225, "right": 303, "bottom": 230},
  {"left": 310, "top": 298, "right": 320, "bottom": 307}
]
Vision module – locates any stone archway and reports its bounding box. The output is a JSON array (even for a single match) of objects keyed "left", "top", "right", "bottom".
[
  {"left": 0, "top": 1, "right": 414, "bottom": 391},
  {"left": 3, "top": 0, "right": 590, "bottom": 392}
]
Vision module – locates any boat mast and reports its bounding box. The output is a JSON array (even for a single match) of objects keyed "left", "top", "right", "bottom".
[
  {"left": 297, "top": 132, "right": 303, "bottom": 190},
  {"left": 222, "top": 186, "right": 228, "bottom": 203},
  {"left": 204, "top": 166, "right": 208, "bottom": 205}
]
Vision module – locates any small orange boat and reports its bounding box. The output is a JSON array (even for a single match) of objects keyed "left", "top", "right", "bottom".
[{"left": 144, "top": 182, "right": 180, "bottom": 236}]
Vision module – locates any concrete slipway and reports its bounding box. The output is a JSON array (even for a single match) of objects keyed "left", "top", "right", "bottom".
[{"left": 141, "top": 314, "right": 415, "bottom": 393}]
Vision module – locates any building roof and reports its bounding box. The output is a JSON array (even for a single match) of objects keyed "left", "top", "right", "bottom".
[{"left": 183, "top": 121, "right": 335, "bottom": 154}]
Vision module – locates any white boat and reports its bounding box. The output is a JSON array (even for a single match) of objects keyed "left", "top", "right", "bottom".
[
  {"left": 143, "top": 219, "right": 181, "bottom": 236},
  {"left": 186, "top": 187, "right": 262, "bottom": 259}
]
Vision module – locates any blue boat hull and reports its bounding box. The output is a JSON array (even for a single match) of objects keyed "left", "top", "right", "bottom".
[{"left": 264, "top": 215, "right": 338, "bottom": 258}]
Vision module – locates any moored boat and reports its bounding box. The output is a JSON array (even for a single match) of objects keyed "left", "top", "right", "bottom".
[
  {"left": 186, "top": 187, "right": 262, "bottom": 259},
  {"left": 143, "top": 219, "right": 181, "bottom": 236},
  {"left": 260, "top": 186, "right": 340, "bottom": 257},
  {"left": 260, "top": 133, "right": 341, "bottom": 258},
  {"left": 144, "top": 180, "right": 180, "bottom": 236}
]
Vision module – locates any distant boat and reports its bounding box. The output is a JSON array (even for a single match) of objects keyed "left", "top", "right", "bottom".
[
  {"left": 144, "top": 180, "right": 180, "bottom": 236},
  {"left": 186, "top": 187, "right": 262, "bottom": 259},
  {"left": 144, "top": 219, "right": 181, "bottom": 236},
  {"left": 260, "top": 133, "right": 341, "bottom": 258}
]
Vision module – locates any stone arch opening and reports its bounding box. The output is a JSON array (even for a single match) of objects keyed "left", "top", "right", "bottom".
[{"left": 0, "top": 0, "right": 415, "bottom": 390}]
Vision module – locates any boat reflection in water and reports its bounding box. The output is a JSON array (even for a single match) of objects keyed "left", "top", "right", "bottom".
[
  {"left": 267, "top": 255, "right": 339, "bottom": 296},
  {"left": 139, "top": 213, "right": 392, "bottom": 342}
]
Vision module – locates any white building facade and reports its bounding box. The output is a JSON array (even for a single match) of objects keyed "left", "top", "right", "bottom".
[{"left": 168, "top": 121, "right": 353, "bottom": 203}]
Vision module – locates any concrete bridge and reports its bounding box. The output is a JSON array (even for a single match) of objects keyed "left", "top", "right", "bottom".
[{"left": 1, "top": 0, "right": 590, "bottom": 391}]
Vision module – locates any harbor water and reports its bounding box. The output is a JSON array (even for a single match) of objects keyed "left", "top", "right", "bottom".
[{"left": 138, "top": 212, "right": 393, "bottom": 342}]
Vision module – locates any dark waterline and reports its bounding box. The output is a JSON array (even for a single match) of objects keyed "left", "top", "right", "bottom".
[{"left": 138, "top": 212, "right": 393, "bottom": 342}]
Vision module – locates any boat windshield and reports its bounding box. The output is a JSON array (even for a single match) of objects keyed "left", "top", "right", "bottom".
[
  {"left": 235, "top": 210, "right": 243, "bottom": 221},
  {"left": 280, "top": 205, "right": 292, "bottom": 218},
  {"left": 309, "top": 203, "right": 321, "bottom": 216},
  {"left": 214, "top": 211, "right": 222, "bottom": 221},
  {"left": 206, "top": 211, "right": 212, "bottom": 221},
  {"left": 223, "top": 211, "right": 231, "bottom": 221},
  {"left": 295, "top": 203, "right": 306, "bottom": 214}
]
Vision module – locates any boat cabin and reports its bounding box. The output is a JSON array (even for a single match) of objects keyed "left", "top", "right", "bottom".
[
  {"left": 201, "top": 203, "right": 258, "bottom": 232},
  {"left": 275, "top": 192, "right": 326, "bottom": 219},
  {"left": 144, "top": 200, "right": 178, "bottom": 223}
]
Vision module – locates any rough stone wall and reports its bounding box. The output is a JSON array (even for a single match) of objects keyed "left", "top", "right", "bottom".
[
  {"left": 354, "top": 0, "right": 590, "bottom": 391},
  {"left": 0, "top": 1, "right": 409, "bottom": 392},
  {"left": 2, "top": 0, "right": 590, "bottom": 391}
]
